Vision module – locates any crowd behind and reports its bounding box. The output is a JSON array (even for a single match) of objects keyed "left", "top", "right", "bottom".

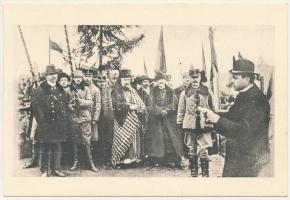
[{"left": 18, "top": 55, "right": 271, "bottom": 178}]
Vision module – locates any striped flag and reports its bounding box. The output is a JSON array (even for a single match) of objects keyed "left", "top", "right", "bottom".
[
  {"left": 155, "top": 26, "right": 167, "bottom": 73},
  {"left": 202, "top": 41, "right": 206, "bottom": 72},
  {"left": 49, "top": 39, "right": 63, "bottom": 54},
  {"left": 267, "top": 71, "right": 273, "bottom": 100},
  {"left": 208, "top": 27, "right": 220, "bottom": 110}
]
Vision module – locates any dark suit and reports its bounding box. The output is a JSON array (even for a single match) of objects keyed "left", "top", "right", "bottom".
[
  {"left": 32, "top": 81, "right": 69, "bottom": 172},
  {"left": 215, "top": 84, "right": 270, "bottom": 177}
]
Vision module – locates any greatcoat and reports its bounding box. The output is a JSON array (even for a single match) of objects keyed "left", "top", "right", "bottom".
[
  {"left": 215, "top": 84, "right": 270, "bottom": 177},
  {"left": 146, "top": 86, "right": 184, "bottom": 160},
  {"left": 32, "top": 81, "right": 69, "bottom": 143}
]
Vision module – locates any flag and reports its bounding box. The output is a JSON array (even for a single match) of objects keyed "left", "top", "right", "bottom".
[
  {"left": 202, "top": 41, "right": 206, "bottom": 72},
  {"left": 143, "top": 59, "right": 148, "bottom": 75},
  {"left": 49, "top": 39, "right": 63, "bottom": 54},
  {"left": 155, "top": 26, "right": 167, "bottom": 73},
  {"left": 208, "top": 27, "right": 220, "bottom": 110},
  {"left": 267, "top": 72, "right": 273, "bottom": 100}
]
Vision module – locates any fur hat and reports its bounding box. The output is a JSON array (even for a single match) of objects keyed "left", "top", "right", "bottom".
[{"left": 189, "top": 67, "right": 207, "bottom": 83}]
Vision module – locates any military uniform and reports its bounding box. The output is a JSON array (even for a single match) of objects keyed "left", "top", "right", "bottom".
[
  {"left": 68, "top": 70, "right": 98, "bottom": 172},
  {"left": 177, "top": 68, "right": 213, "bottom": 177}
]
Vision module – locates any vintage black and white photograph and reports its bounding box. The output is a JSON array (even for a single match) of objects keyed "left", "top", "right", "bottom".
[{"left": 15, "top": 25, "right": 274, "bottom": 178}]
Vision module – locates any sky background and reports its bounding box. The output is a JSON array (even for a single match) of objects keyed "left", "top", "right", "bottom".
[{"left": 15, "top": 25, "right": 274, "bottom": 90}]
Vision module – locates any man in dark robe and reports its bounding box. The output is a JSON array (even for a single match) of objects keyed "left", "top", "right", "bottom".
[{"left": 198, "top": 54, "right": 270, "bottom": 177}]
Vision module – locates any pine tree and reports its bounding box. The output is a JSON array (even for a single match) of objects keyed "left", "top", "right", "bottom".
[{"left": 77, "top": 25, "right": 145, "bottom": 70}]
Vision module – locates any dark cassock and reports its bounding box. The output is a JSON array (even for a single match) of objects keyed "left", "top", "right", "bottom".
[
  {"left": 95, "top": 70, "right": 114, "bottom": 166},
  {"left": 137, "top": 75, "right": 151, "bottom": 158},
  {"left": 146, "top": 72, "right": 185, "bottom": 166}
]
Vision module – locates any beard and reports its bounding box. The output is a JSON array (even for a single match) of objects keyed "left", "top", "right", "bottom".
[
  {"left": 143, "top": 84, "right": 149, "bottom": 89},
  {"left": 123, "top": 83, "right": 131, "bottom": 89}
]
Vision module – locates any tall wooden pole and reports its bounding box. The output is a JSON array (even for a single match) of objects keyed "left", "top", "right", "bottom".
[
  {"left": 64, "top": 25, "right": 74, "bottom": 75},
  {"left": 49, "top": 36, "right": 51, "bottom": 64},
  {"left": 18, "top": 25, "right": 35, "bottom": 78}
]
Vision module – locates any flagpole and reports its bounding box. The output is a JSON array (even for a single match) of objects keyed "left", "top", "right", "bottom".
[
  {"left": 209, "top": 26, "right": 220, "bottom": 111},
  {"left": 202, "top": 41, "right": 206, "bottom": 72},
  {"left": 64, "top": 25, "right": 74, "bottom": 75},
  {"left": 17, "top": 25, "right": 35, "bottom": 78},
  {"left": 49, "top": 36, "right": 51, "bottom": 64}
]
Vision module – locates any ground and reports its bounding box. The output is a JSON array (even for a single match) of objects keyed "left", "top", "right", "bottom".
[{"left": 15, "top": 154, "right": 225, "bottom": 177}]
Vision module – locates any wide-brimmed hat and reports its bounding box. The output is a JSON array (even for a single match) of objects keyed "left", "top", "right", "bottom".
[
  {"left": 154, "top": 71, "right": 167, "bottom": 81},
  {"left": 119, "top": 69, "right": 132, "bottom": 78},
  {"left": 189, "top": 67, "right": 207, "bottom": 83},
  {"left": 139, "top": 75, "right": 151, "bottom": 82},
  {"left": 229, "top": 53, "right": 258, "bottom": 75},
  {"left": 45, "top": 64, "right": 59, "bottom": 75}
]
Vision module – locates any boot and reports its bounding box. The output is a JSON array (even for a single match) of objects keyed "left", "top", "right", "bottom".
[
  {"left": 23, "top": 144, "right": 39, "bottom": 168},
  {"left": 85, "top": 144, "right": 99, "bottom": 172},
  {"left": 70, "top": 160, "right": 78, "bottom": 171},
  {"left": 189, "top": 155, "right": 199, "bottom": 177},
  {"left": 70, "top": 144, "right": 79, "bottom": 171},
  {"left": 200, "top": 158, "right": 209, "bottom": 177}
]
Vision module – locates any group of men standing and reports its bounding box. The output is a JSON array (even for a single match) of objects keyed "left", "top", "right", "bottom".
[{"left": 25, "top": 54, "right": 271, "bottom": 177}]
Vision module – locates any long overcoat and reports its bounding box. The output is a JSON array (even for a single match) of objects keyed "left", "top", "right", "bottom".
[
  {"left": 146, "top": 86, "right": 184, "bottom": 159},
  {"left": 215, "top": 84, "right": 270, "bottom": 177},
  {"left": 32, "top": 81, "right": 69, "bottom": 143}
]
